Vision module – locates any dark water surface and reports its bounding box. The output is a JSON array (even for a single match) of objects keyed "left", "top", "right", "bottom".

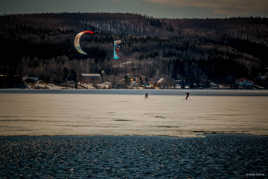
[{"left": 0, "top": 135, "right": 267, "bottom": 178}]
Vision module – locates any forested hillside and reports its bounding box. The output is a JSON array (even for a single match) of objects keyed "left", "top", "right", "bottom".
[{"left": 1, "top": 13, "right": 268, "bottom": 88}]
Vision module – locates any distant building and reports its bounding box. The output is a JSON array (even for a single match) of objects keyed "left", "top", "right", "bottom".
[
  {"left": 235, "top": 78, "right": 254, "bottom": 88},
  {"left": 0, "top": 74, "right": 8, "bottom": 78},
  {"left": 185, "top": 85, "right": 190, "bottom": 89},
  {"left": 209, "top": 82, "right": 218, "bottom": 88},
  {"left": 80, "top": 73, "right": 102, "bottom": 83},
  {"left": 96, "top": 81, "right": 112, "bottom": 89},
  {"left": 144, "top": 83, "right": 153, "bottom": 89},
  {"left": 258, "top": 75, "right": 267, "bottom": 80},
  {"left": 175, "top": 84, "right": 182, "bottom": 89},
  {"left": 22, "top": 76, "right": 39, "bottom": 83},
  {"left": 157, "top": 78, "right": 164, "bottom": 84},
  {"left": 175, "top": 80, "right": 185, "bottom": 89}
]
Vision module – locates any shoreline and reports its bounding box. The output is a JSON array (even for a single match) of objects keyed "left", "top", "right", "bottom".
[
  {"left": 1, "top": 131, "right": 268, "bottom": 138},
  {"left": 0, "top": 132, "right": 268, "bottom": 137},
  {"left": 1, "top": 88, "right": 268, "bottom": 96}
]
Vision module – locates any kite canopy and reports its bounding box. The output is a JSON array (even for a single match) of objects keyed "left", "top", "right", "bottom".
[
  {"left": 74, "top": 30, "right": 94, "bottom": 55},
  {"left": 113, "top": 40, "right": 122, "bottom": 60}
]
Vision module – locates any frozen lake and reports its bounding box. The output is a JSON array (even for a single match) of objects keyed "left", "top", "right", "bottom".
[{"left": 0, "top": 89, "right": 268, "bottom": 137}]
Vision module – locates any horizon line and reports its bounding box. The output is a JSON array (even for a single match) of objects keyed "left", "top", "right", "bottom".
[{"left": 1, "top": 11, "right": 268, "bottom": 20}]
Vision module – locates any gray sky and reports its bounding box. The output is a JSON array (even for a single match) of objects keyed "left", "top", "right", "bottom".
[{"left": 1, "top": 0, "right": 268, "bottom": 18}]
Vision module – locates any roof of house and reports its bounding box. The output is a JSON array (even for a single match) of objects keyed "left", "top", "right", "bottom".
[{"left": 81, "top": 73, "right": 101, "bottom": 77}]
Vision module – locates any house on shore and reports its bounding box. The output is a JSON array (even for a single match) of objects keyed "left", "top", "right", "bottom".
[
  {"left": 80, "top": 73, "right": 102, "bottom": 83},
  {"left": 235, "top": 78, "right": 254, "bottom": 88},
  {"left": 22, "top": 76, "right": 39, "bottom": 83}
]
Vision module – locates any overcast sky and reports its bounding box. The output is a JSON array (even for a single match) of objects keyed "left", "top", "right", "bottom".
[{"left": 1, "top": 0, "right": 268, "bottom": 18}]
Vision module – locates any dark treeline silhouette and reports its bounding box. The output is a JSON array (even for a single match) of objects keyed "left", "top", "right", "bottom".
[{"left": 0, "top": 13, "right": 268, "bottom": 88}]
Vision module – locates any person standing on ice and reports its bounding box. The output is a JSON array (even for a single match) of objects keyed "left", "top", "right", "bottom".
[{"left": 185, "top": 92, "right": 190, "bottom": 100}]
